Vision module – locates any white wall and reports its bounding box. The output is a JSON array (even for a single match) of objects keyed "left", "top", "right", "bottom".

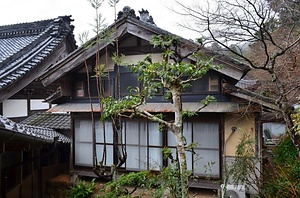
[
  {"left": 3, "top": 99, "right": 50, "bottom": 118},
  {"left": 3, "top": 99, "right": 27, "bottom": 118},
  {"left": 30, "top": 99, "right": 49, "bottom": 110}
]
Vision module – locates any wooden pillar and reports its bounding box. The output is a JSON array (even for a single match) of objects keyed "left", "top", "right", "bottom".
[
  {"left": 0, "top": 102, "right": 3, "bottom": 115},
  {"left": 0, "top": 147, "right": 6, "bottom": 198},
  {"left": 25, "top": 89, "right": 34, "bottom": 117}
]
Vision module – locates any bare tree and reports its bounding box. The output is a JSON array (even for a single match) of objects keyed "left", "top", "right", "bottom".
[{"left": 174, "top": 0, "right": 300, "bottom": 155}]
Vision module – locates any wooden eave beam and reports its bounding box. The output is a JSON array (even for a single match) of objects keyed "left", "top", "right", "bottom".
[{"left": 223, "top": 83, "right": 280, "bottom": 111}]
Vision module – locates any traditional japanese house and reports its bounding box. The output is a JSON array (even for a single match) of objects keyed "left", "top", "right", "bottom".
[{"left": 40, "top": 7, "right": 263, "bottom": 191}]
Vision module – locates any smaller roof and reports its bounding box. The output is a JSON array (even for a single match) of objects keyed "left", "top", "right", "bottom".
[
  {"left": 0, "top": 16, "right": 77, "bottom": 102},
  {"left": 0, "top": 115, "right": 70, "bottom": 143},
  {"left": 21, "top": 112, "right": 70, "bottom": 130}
]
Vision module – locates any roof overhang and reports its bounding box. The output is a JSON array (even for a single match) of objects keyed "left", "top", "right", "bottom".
[
  {"left": 0, "top": 126, "right": 53, "bottom": 144},
  {"left": 223, "top": 83, "right": 280, "bottom": 111},
  {"left": 47, "top": 102, "right": 259, "bottom": 113},
  {"left": 0, "top": 115, "right": 70, "bottom": 144}
]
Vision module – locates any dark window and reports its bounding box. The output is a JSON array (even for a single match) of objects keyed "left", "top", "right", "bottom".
[
  {"left": 209, "top": 76, "right": 219, "bottom": 91},
  {"left": 183, "top": 75, "right": 219, "bottom": 94},
  {"left": 75, "top": 81, "right": 84, "bottom": 97},
  {"left": 120, "top": 73, "right": 139, "bottom": 96},
  {"left": 90, "top": 78, "right": 114, "bottom": 98}
]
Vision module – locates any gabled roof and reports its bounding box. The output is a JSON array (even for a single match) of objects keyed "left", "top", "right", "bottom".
[
  {"left": 20, "top": 112, "right": 70, "bottom": 130},
  {"left": 40, "top": 7, "right": 250, "bottom": 87},
  {"left": 0, "top": 16, "right": 77, "bottom": 102}
]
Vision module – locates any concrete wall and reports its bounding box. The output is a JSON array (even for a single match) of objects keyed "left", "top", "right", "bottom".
[
  {"left": 224, "top": 113, "right": 256, "bottom": 156},
  {"left": 223, "top": 113, "right": 260, "bottom": 195}
]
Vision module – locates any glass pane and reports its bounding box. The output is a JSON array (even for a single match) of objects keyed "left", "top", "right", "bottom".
[
  {"left": 168, "top": 122, "right": 192, "bottom": 146},
  {"left": 75, "top": 142, "right": 93, "bottom": 166},
  {"left": 105, "top": 122, "right": 114, "bottom": 143},
  {"left": 193, "top": 122, "right": 219, "bottom": 149},
  {"left": 120, "top": 73, "right": 139, "bottom": 95},
  {"left": 183, "top": 122, "right": 192, "bottom": 145},
  {"left": 96, "top": 121, "right": 114, "bottom": 143},
  {"left": 140, "top": 146, "right": 147, "bottom": 170},
  {"left": 167, "top": 148, "right": 177, "bottom": 165},
  {"left": 96, "top": 145, "right": 113, "bottom": 167},
  {"left": 148, "top": 148, "right": 162, "bottom": 170},
  {"left": 167, "top": 130, "right": 177, "bottom": 146},
  {"left": 126, "top": 145, "right": 139, "bottom": 169},
  {"left": 75, "top": 119, "right": 93, "bottom": 142},
  {"left": 95, "top": 121, "right": 103, "bottom": 143},
  {"left": 139, "top": 122, "right": 147, "bottom": 146},
  {"left": 125, "top": 121, "right": 139, "bottom": 144},
  {"left": 148, "top": 122, "right": 162, "bottom": 146},
  {"left": 193, "top": 77, "right": 208, "bottom": 93},
  {"left": 193, "top": 149, "right": 220, "bottom": 177},
  {"left": 167, "top": 148, "right": 192, "bottom": 170},
  {"left": 186, "top": 150, "right": 193, "bottom": 171},
  {"left": 75, "top": 81, "right": 85, "bottom": 97},
  {"left": 209, "top": 76, "right": 219, "bottom": 91}
]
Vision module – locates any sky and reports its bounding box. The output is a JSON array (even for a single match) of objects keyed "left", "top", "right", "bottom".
[{"left": 0, "top": 0, "right": 200, "bottom": 43}]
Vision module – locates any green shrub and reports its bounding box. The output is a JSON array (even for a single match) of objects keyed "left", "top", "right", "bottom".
[
  {"left": 263, "top": 137, "right": 300, "bottom": 197},
  {"left": 99, "top": 162, "right": 191, "bottom": 198},
  {"left": 67, "top": 178, "right": 95, "bottom": 198},
  {"left": 99, "top": 171, "right": 152, "bottom": 198},
  {"left": 272, "top": 137, "right": 298, "bottom": 164}
]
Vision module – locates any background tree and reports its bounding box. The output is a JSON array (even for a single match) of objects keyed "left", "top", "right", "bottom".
[
  {"left": 174, "top": 0, "right": 300, "bottom": 154},
  {"left": 80, "top": 0, "right": 126, "bottom": 179},
  {"left": 101, "top": 35, "right": 217, "bottom": 197}
]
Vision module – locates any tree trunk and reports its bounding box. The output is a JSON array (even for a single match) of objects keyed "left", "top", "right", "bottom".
[{"left": 171, "top": 85, "right": 189, "bottom": 197}]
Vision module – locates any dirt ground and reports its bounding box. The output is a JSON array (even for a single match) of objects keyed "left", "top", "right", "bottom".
[{"left": 46, "top": 174, "right": 218, "bottom": 198}]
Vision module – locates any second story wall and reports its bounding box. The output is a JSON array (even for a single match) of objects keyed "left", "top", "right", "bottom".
[{"left": 68, "top": 64, "right": 230, "bottom": 103}]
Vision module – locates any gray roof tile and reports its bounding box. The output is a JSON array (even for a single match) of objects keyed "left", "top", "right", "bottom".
[
  {"left": 0, "top": 16, "right": 77, "bottom": 94},
  {"left": 0, "top": 115, "right": 70, "bottom": 143},
  {"left": 20, "top": 112, "right": 70, "bottom": 130}
]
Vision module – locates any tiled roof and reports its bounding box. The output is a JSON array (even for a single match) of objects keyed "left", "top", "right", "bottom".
[
  {"left": 20, "top": 112, "right": 70, "bottom": 130},
  {"left": 0, "top": 16, "right": 76, "bottom": 100},
  {"left": 0, "top": 115, "right": 70, "bottom": 143}
]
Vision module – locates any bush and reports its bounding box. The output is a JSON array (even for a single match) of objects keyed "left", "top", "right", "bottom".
[
  {"left": 263, "top": 137, "right": 300, "bottom": 197},
  {"left": 67, "top": 178, "right": 95, "bottom": 198},
  {"left": 99, "top": 162, "right": 190, "bottom": 198},
  {"left": 99, "top": 171, "right": 152, "bottom": 198},
  {"left": 272, "top": 137, "right": 298, "bottom": 164}
]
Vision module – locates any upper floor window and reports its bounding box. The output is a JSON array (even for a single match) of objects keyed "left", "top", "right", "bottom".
[
  {"left": 209, "top": 76, "right": 219, "bottom": 92},
  {"left": 73, "top": 71, "right": 220, "bottom": 99},
  {"left": 183, "top": 75, "right": 220, "bottom": 94},
  {"left": 120, "top": 72, "right": 139, "bottom": 96},
  {"left": 75, "top": 81, "right": 85, "bottom": 97},
  {"left": 90, "top": 78, "right": 114, "bottom": 98},
  {"left": 73, "top": 75, "right": 114, "bottom": 98}
]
